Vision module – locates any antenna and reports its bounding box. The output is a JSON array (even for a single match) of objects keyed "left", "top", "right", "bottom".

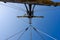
[{"left": 6, "top": 4, "right": 57, "bottom": 40}]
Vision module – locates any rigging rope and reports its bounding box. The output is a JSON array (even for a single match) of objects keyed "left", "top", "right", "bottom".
[
  {"left": 6, "top": 27, "right": 29, "bottom": 40},
  {"left": 30, "top": 25, "right": 45, "bottom": 40},
  {"left": 31, "top": 25, "right": 57, "bottom": 40},
  {"left": 17, "top": 26, "right": 29, "bottom": 40},
  {"left": 29, "top": 25, "right": 32, "bottom": 40}
]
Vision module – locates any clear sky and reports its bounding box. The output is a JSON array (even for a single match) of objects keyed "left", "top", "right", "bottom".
[{"left": 0, "top": 0, "right": 60, "bottom": 40}]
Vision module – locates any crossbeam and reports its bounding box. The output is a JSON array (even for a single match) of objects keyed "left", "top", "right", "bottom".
[{"left": 17, "top": 16, "right": 44, "bottom": 18}]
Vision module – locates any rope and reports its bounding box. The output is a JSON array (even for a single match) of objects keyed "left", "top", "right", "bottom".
[
  {"left": 6, "top": 27, "right": 29, "bottom": 40},
  {"left": 17, "top": 27, "right": 29, "bottom": 40},
  {"left": 30, "top": 25, "right": 45, "bottom": 40},
  {"left": 30, "top": 25, "right": 32, "bottom": 40},
  {"left": 32, "top": 26, "right": 57, "bottom": 40},
  {"left": 17, "top": 31, "right": 26, "bottom": 40}
]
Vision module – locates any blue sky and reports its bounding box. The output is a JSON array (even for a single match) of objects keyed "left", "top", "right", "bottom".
[{"left": 0, "top": 0, "right": 60, "bottom": 40}]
